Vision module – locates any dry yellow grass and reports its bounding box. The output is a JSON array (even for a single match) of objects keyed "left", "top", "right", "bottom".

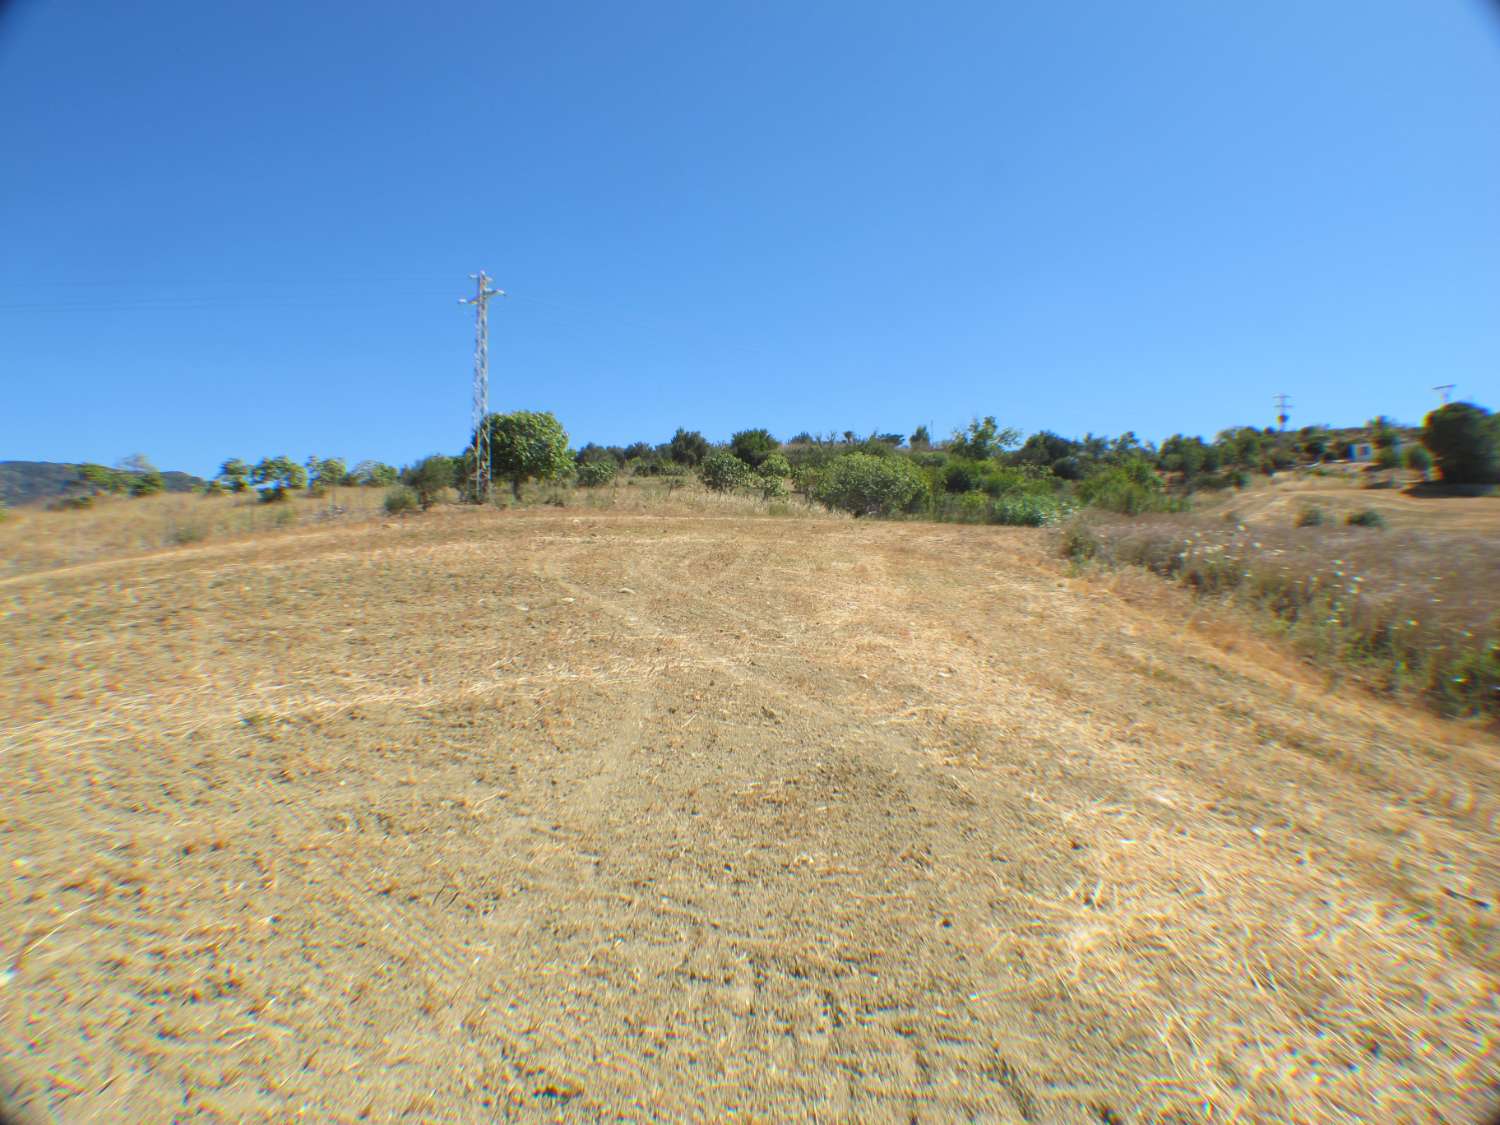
[
  {"left": 2, "top": 504, "right": 1496, "bottom": 1122},
  {"left": 0, "top": 487, "right": 391, "bottom": 577},
  {"left": 1194, "top": 468, "right": 1500, "bottom": 534}
]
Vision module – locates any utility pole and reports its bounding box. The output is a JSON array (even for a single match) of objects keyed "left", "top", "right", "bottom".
[
  {"left": 1274, "top": 393, "right": 1291, "bottom": 432},
  {"left": 460, "top": 271, "right": 504, "bottom": 503},
  {"left": 1433, "top": 384, "right": 1456, "bottom": 405}
]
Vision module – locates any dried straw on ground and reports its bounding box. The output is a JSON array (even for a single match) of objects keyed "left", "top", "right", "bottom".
[{"left": 2, "top": 504, "right": 1495, "bottom": 1122}]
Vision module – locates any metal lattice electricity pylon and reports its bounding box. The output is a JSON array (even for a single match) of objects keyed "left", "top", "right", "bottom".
[{"left": 461, "top": 272, "right": 504, "bottom": 503}]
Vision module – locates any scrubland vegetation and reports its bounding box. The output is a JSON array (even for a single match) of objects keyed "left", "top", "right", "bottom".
[{"left": 1065, "top": 512, "right": 1499, "bottom": 718}]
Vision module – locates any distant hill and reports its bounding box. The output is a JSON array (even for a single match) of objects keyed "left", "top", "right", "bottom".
[{"left": 0, "top": 461, "right": 206, "bottom": 507}]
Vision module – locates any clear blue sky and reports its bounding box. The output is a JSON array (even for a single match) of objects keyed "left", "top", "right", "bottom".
[{"left": 2, "top": 1, "right": 1497, "bottom": 475}]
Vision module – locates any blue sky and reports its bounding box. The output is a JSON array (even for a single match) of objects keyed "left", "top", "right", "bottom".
[{"left": 2, "top": 1, "right": 1497, "bottom": 475}]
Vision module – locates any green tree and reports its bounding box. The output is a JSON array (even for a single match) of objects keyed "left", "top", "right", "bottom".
[
  {"left": 909, "top": 424, "right": 931, "bottom": 449},
  {"left": 755, "top": 452, "right": 792, "bottom": 499},
  {"left": 813, "top": 453, "right": 930, "bottom": 517},
  {"left": 351, "top": 460, "right": 398, "bottom": 487},
  {"left": 1403, "top": 444, "right": 1432, "bottom": 478},
  {"left": 729, "top": 428, "right": 779, "bottom": 468},
  {"left": 576, "top": 459, "right": 617, "bottom": 487},
  {"left": 252, "top": 456, "right": 307, "bottom": 499},
  {"left": 303, "top": 456, "right": 347, "bottom": 495},
  {"left": 483, "top": 411, "right": 572, "bottom": 499},
  {"left": 1422, "top": 402, "right": 1499, "bottom": 485},
  {"left": 314, "top": 457, "right": 347, "bottom": 489},
  {"left": 667, "top": 428, "right": 709, "bottom": 466},
  {"left": 948, "top": 417, "right": 1019, "bottom": 460},
  {"left": 129, "top": 470, "right": 165, "bottom": 497},
  {"left": 403, "top": 455, "right": 454, "bottom": 510},
  {"left": 1158, "top": 435, "right": 1220, "bottom": 479},
  {"left": 218, "top": 458, "right": 251, "bottom": 492},
  {"left": 1216, "top": 427, "right": 1269, "bottom": 470},
  {"left": 78, "top": 463, "right": 126, "bottom": 494},
  {"left": 1077, "top": 457, "right": 1171, "bottom": 514},
  {"left": 699, "top": 449, "right": 754, "bottom": 493}
]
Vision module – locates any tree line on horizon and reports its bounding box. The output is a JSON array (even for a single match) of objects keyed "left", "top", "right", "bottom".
[{"left": 45, "top": 399, "right": 1499, "bottom": 523}]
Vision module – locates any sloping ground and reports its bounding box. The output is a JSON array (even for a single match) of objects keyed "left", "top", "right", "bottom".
[
  {"left": 1197, "top": 470, "right": 1500, "bottom": 533},
  {"left": 2, "top": 509, "right": 1496, "bottom": 1123}
]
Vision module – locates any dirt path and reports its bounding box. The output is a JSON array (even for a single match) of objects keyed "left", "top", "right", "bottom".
[{"left": 2, "top": 510, "right": 1496, "bottom": 1122}]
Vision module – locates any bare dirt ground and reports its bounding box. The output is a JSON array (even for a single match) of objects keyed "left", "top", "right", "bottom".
[{"left": 3, "top": 507, "right": 1497, "bottom": 1123}]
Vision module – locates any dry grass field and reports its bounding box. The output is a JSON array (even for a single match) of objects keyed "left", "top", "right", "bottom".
[
  {"left": 1068, "top": 473, "right": 1500, "bottom": 720},
  {"left": 2, "top": 498, "right": 1498, "bottom": 1122}
]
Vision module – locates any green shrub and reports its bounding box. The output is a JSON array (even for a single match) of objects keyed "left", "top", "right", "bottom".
[
  {"left": 404, "top": 455, "right": 454, "bottom": 510},
  {"left": 1422, "top": 402, "right": 1499, "bottom": 485},
  {"left": 1295, "top": 507, "right": 1326, "bottom": 527},
  {"left": 576, "top": 459, "right": 617, "bottom": 487},
  {"left": 1077, "top": 459, "right": 1177, "bottom": 515},
  {"left": 729, "top": 429, "right": 779, "bottom": 468},
  {"left": 980, "top": 464, "right": 1056, "bottom": 498},
  {"left": 129, "top": 470, "right": 165, "bottom": 497},
  {"left": 990, "top": 493, "right": 1066, "bottom": 526},
  {"left": 951, "top": 491, "right": 990, "bottom": 523},
  {"left": 352, "top": 460, "right": 399, "bottom": 487},
  {"left": 384, "top": 485, "right": 419, "bottom": 514},
  {"left": 757, "top": 452, "right": 792, "bottom": 480},
  {"left": 813, "top": 453, "right": 929, "bottom": 517},
  {"left": 1061, "top": 521, "right": 1100, "bottom": 561},
  {"left": 1403, "top": 445, "right": 1433, "bottom": 476},
  {"left": 943, "top": 461, "right": 982, "bottom": 494},
  {"left": 1373, "top": 446, "right": 1401, "bottom": 471},
  {"left": 1346, "top": 508, "right": 1387, "bottom": 529},
  {"left": 700, "top": 450, "right": 754, "bottom": 493}
]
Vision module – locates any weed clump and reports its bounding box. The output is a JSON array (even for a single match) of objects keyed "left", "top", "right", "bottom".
[
  {"left": 1346, "top": 508, "right": 1387, "bottom": 529},
  {"left": 384, "top": 486, "right": 419, "bottom": 515}
]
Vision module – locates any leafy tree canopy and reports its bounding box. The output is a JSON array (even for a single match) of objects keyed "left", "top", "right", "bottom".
[
  {"left": 403, "top": 455, "right": 454, "bottom": 509},
  {"left": 483, "top": 411, "right": 572, "bottom": 498},
  {"left": 948, "top": 417, "right": 1019, "bottom": 460},
  {"left": 1422, "top": 402, "right": 1498, "bottom": 485},
  {"left": 729, "top": 428, "right": 779, "bottom": 468},
  {"left": 668, "top": 428, "right": 709, "bottom": 466},
  {"left": 218, "top": 458, "right": 251, "bottom": 492},
  {"left": 252, "top": 456, "right": 307, "bottom": 494}
]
